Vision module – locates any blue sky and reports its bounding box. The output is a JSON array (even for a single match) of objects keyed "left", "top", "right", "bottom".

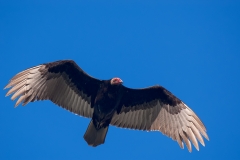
[{"left": 1, "top": 1, "right": 240, "bottom": 159}]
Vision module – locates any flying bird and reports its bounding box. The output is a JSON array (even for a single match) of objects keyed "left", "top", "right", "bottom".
[{"left": 5, "top": 60, "right": 209, "bottom": 152}]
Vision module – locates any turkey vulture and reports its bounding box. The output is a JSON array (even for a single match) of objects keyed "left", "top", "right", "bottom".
[{"left": 5, "top": 60, "right": 209, "bottom": 152}]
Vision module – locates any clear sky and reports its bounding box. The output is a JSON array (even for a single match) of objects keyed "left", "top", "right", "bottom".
[{"left": 1, "top": 1, "right": 240, "bottom": 160}]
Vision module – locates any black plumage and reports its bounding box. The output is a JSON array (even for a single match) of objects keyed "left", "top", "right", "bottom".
[{"left": 5, "top": 60, "right": 209, "bottom": 152}]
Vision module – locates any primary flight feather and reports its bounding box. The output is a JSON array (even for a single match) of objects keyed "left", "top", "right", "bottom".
[{"left": 5, "top": 60, "right": 209, "bottom": 152}]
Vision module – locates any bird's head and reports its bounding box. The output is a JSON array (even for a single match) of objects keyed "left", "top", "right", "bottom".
[{"left": 110, "top": 77, "right": 123, "bottom": 85}]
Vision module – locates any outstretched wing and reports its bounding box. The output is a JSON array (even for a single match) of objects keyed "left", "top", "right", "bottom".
[
  {"left": 111, "top": 85, "right": 209, "bottom": 152},
  {"left": 5, "top": 60, "right": 101, "bottom": 118}
]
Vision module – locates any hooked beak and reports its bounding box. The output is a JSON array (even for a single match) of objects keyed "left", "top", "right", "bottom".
[{"left": 118, "top": 79, "right": 123, "bottom": 84}]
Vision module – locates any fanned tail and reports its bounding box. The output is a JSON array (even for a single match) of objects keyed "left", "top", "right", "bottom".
[{"left": 83, "top": 120, "right": 108, "bottom": 147}]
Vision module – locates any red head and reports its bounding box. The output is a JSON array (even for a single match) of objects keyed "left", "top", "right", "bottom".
[{"left": 110, "top": 77, "right": 123, "bottom": 85}]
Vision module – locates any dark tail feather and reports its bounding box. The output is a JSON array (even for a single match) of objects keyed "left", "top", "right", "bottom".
[{"left": 84, "top": 120, "right": 109, "bottom": 147}]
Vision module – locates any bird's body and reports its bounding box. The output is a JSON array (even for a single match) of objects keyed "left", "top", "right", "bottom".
[
  {"left": 84, "top": 80, "right": 124, "bottom": 146},
  {"left": 5, "top": 60, "right": 209, "bottom": 152},
  {"left": 93, "top": 80, "right": 122, "bottom": 129}
]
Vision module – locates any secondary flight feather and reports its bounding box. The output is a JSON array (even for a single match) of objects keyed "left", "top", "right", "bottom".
[{"left": 4, "top": 60, "right": 209, "bottom": 152}]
